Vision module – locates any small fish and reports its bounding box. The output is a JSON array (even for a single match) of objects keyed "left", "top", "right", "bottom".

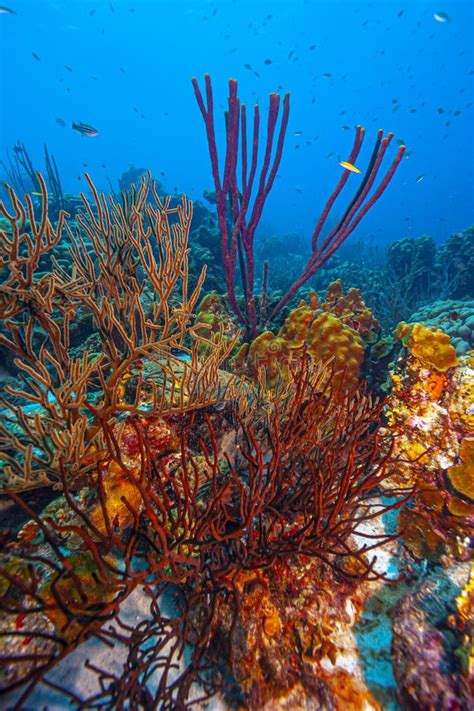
[
  {"left": 339, "top": 160, "right": 361, "bottom": 174},
  {"left": 433, "top": 11, "right": 449, "bottom": 23},
  {"left": 437, "top": 107, "right": 445, "bottom": 114},
  {"left": 293, "top": 130, "right": 303, "bottom": 136},
  {"left": 0, "top": 6, "right": 16, "bottom": 14},
  {"left": 64, "top": 64, "right": 72, "bottom": 72},
  {"left": 397, "top": 9, "right": 404, "bottom": 17},
  {"left": 32, "top": 52, "right": 41, "bottom": 61},
  {"left": 264, "top": 58, "right": 272, "bottom": 65},
  {"left": 309, "top": 44, "right": 316, "bottom": 50},
  {"left": 72, "top": 121, "right": 99, "bottom": 137},
  {"left": 55, "top": 117, "right": 66, "bottom": 127},
  {"left": 322, "top": 72, "right": 333, "bottom": 78},
  {"left": 416, "top": 174, "right": 425, "bottom": 183}
]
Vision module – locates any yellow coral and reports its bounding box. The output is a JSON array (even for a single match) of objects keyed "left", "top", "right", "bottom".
[
  {"left": 89, "top": 460, "right": 143, "bottom": 535},
  {"left": 40, "top": 550, "right": 119, "bottom": 641},
  {"left": 279, "top": 304, "right": 313, "bottom": 347},
  {"left": 446, "top": 438, "right": 474, "bottom": 501},
  {"left": 321, "top": 279, "right": 380, "bottom": 341},
  {"left": 306, "top": 312, "right": 365, "bottom": 390},
  {"left": 232, "top": 281, "right": 377, "bottom": 391},
  {"left": 395, "top": 322, "right": 458, "bottom": 372},
  {"left": 247, "top": 331, "right": 289, "bottom": 386}
]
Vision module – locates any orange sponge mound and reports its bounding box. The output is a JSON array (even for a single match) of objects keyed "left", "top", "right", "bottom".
[{"left": 395, "top": 322, "right": 459, "bottom": 372}]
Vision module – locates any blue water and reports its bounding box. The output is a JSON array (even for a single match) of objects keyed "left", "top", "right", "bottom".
[{"left": 1, "top": 0, "right": 473, "bottom": 248}]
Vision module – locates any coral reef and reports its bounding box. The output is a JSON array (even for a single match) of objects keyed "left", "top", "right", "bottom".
[
  {"left": 456, "top": 564, "right": 474, "bottom": 679},
  {"left": 193, "top": 75, "right": 404, "bottom": 339},
  {"left": 394, "top": 321, "right": 459, "bottom": 372},
  {"left": 194, "top": 290, "right": 241, "bottom": 355},
  {"left": 408, "top": 298, "right": 474, "bottom": 356},
  {"left": 233, "top": 280, "right": 380, "bottom": 392},
  {"left": 385, "top": 324, "right": 473, "bottom": 563},
  {"left": 387, "top": 234, "right": 437, "bottom": 305},
  {"left": 188, "top": 556, "right": 383, "bottom": 709},
  {"left": 288, "top": 227, "right": 474, "bottom": 334},
  {"left": 392, "top": 563, "right": 472, "bottom": 709},
  {"left": 0, "top": 173, "right": 232, "bottom": 492},
  {"left": 0, "top": 142, "right": 77, "bottom": 220},
  {"left": 0, "top": 176, "right": 407, "bottom": 708},
  {"left": 435, "top": 225, "right": 474, "bottom": 299}
]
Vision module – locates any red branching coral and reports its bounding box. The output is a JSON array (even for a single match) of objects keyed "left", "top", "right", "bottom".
[
  {"left": 0, "top": 175, "right": 409, "bottom": 709},
  {"left": 0, "top": 358, "right": 408, "bottom": 707}
]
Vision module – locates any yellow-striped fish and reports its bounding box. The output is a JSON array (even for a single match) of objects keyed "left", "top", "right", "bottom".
[{"left": 339, "top": 160, "right": 361, "bottom": 174}]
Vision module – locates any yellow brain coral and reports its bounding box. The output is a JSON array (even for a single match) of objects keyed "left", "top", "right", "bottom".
[
  {"left": 321, "top": 279, "right": 380, "bottom": 341},
  {"left": 247, "top": 331, "right": 290, "bottom": 387},
  {"left": 233, "top": 281, "right": 377, "bottom": 391},
  {"left": 279, "top": 304, "right": 313, "bottom": 346},
  {"left": 306, "top": 312, "right": 365, "bottom": 390}
]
